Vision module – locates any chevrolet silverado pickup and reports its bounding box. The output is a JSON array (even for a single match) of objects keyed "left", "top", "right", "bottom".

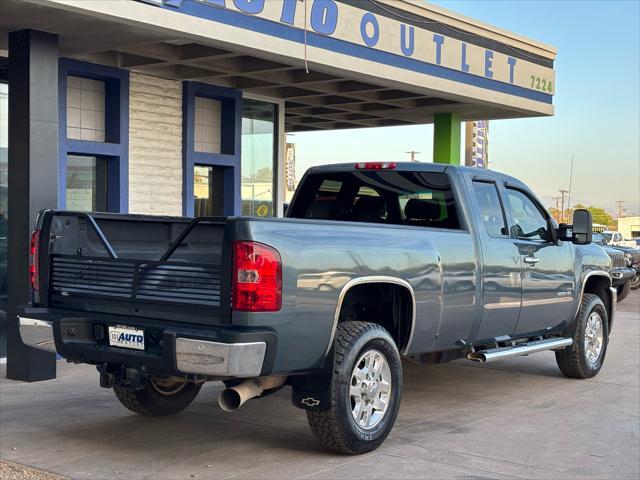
[{"left": 19, "top": 163, "right": 615, "bottom": 454}]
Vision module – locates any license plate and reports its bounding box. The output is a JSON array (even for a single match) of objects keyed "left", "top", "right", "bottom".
[{"left": 108, "top": 325, "right": 145, "bottom": 351}]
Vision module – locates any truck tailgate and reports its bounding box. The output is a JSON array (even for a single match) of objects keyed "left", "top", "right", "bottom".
[{"left": 39, "top": 211, "right": 231, "bottom": 325}]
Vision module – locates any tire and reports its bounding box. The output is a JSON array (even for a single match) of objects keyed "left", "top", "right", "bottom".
[
  {"left": 556, "top": 293, "right": 609, "bottom": 379},
  {"left": 628, "top": 274, "right": 640, "bottom": 291},
  {"left": 113, "top": 378, "right": 202, "bottom": 416},
  {"left": 617, "top": 281, "right": 631, "bottom": 302},
  {"left": 307, "top": 321, "right": 402, "bottom": 455}
]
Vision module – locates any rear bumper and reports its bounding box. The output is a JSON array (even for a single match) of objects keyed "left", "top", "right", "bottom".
[{"left": 18, "top": 307, "right": 276, "bottom": 378}]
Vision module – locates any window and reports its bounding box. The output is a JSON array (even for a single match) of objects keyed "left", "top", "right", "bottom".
[
  {"left": 66, "top": 76, "right": 105, "bottom": 142},
  {"left": 182, "top": 82, "right": 242, "bottom": 217},
  {"left": 194, "top": 165, "right": 223, "bottom": 216},
  {"left": 291, "top": 170, "right": 460, "bottom": 229},
  {"left": 506, "top": 188, "right": 549, "bottom": 241},
  {"left": 59, "top": 59, "right": 129, "bottom": 212},
  {"left": 65, "top": 155, "right": 108, "bottom": 212},
  {"left": 473, "top": 181, "right": 507, "bottom": 237},
  {"left": 241, "top": 99, "right": 277, "bottom": 217},
  {"left": 194, "top": 97, "right": 221, "bottom": 153}
]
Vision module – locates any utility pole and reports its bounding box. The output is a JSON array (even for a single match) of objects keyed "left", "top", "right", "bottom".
[
  {"left": 566, "top": 155, "right": 574, "bottom": 220},
  {"left": 559, "top": 189, "right": 570, "bottom": 223},
  {"left": 616, "top": 200, "right": 626, "bottom": 219},
  {"left": 552, "top": 196, "right": 561, "bottom": 222},
  {"left": 406, "top": 151, "right": 421, "bottom": 162}
]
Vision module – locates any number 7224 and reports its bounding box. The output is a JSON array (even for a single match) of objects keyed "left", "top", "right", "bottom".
[{"left": 530, "top": 76, "right": 553, "bottom": 93}]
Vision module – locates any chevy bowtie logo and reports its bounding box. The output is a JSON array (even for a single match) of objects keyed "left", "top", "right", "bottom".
[{"left": 301, "top": 397, "right": 320, "bottom": 407}]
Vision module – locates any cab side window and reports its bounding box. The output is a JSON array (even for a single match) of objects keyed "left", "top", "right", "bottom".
[
  {"left": 473, "top": 181, "right": 507, "bottom": 237},
  {"left": 506, "top": 188, "right": 549, "bottom": 241}
]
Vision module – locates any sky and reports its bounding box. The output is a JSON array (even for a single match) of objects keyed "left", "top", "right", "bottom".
[{"left": 288, "top": 0, "right": 640, "bottom": 217}]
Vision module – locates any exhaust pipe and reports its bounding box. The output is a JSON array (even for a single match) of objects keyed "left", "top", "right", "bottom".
[
  {"left": 218, "top": 376, "right": 286, "bottom": 412},
  {"left": 467, "top": 337, "right": 573, "bottom": 364}
]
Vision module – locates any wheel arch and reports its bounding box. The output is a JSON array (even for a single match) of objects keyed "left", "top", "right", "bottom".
[
  {"left": 579, "top": 271, "right": 614, "bottom": 332},
  {"left": 327, "top": 276, "right": 416, "bottom": 356}
]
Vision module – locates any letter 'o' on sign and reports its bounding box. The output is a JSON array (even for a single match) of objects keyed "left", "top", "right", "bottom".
[
  {"left": 310, "top": 0, "right": 338, "bottom": 36},
  {"left": 233, "top": 0, "right": 265, "bottom": 15},
  {"left": 360, "top": 12, "right": 380, "bottom": 47}
]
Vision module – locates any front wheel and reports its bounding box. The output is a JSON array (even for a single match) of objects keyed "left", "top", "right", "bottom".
[
  {"left": 113, "top": 378, "right": 202, "bottom": 416},
  {"left": 628, "top": 274, "right": 640, "bottom": 291},
  {"left": 556, "top": 293, "right": 609, "bottom": 379},
  {"left": 307, "top": 321, "right": 402, "bottom": 455}
]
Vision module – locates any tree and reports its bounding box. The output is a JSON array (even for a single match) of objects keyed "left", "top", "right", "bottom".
[{"left": 572, "top": 204, "right": 614, "bottom": 227}]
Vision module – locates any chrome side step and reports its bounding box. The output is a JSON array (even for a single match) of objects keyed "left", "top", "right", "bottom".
[{"left": 467, "top": 337, "right": 573, "bottom": 364}]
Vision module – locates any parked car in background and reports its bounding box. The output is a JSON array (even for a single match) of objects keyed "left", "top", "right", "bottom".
[
  {"left": 593, "top": 232, "right": 638, "bottom": 298},
  {"left": 602, "top": 230, "right": 638, "bottom": 249},
  {"left": 19, "top": 163, "right": 615, "bottom": 454}
]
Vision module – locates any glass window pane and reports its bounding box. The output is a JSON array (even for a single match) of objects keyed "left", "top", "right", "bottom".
[
  {"left": 241, "top": 99, "right": 276, "bottom": 217},
  {"left": 194, "top": 165, "right": 223, "bottom": 216},
  {"left": 66, "top": 155, "right": 108, "bottom": 212},
  {"left": 67, "top": 75, "right": 105, "bottom": 142},
  {"left": 506, "top": 188, "right": 549, "bottom": 241},
  {"left": 194, "top": 97, "right": 221, "bottom": 153},
  {"left": 473, "top": 182, "right": 507, "bottom": 237},
  {"left": 0, "top": 82, "right": 7, "bottom": 357}
]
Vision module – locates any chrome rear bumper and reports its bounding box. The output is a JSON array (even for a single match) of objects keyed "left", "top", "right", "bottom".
[
  {"left": 175, "top": 338, "right": 267, "bottom": 377},
  {"left": 18, "top": 317, "right": 57, "bottom": 353}
]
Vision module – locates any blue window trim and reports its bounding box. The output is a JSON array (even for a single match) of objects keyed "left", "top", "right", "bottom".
[
  {"left": 58, "top": 58, "right": 129, "bottom": 212},
  {"left": 182, "top": 81, "right": 242, "bottom": 217}
]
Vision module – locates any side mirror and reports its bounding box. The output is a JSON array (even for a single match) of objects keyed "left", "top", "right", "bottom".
[{"left": 572, "top": 209, "right": 592, "bottom": 245}]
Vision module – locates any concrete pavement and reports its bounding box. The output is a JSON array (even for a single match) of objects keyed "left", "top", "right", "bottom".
[{"left": 1, "top": 291, "right": 639, "bottom": 479}]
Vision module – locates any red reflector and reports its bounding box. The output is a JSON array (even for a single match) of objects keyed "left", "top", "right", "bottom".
[
  {"left": 29, "top": 229, "right": 40, "bottom": 292},
  {"left": 355, "top": 162, "right": 397, "bottom": 170},
  {"left": 232, "top": 241, "right": 282, "bottom": 312}
]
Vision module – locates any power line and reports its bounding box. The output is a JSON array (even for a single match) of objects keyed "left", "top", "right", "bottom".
[{"left": 406, "top": 151, "right": 421, "bottom": 162}]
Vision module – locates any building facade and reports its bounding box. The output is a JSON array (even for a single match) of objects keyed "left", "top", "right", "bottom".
[{"left": 0, "top": 0, "right": 556, "bottom": 377}]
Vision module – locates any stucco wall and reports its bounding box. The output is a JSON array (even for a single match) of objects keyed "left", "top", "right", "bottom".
[{"left": 128, "top": 72, "right": 183, "bottom": 215}]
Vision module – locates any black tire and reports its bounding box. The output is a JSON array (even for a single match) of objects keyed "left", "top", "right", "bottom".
[
  {"left": 556, "top": 293, "right": 609, "bottom": 379},
  {"left": 113, "top": 379, "right": 202, "bottom": 416},
  {"left": 630, "top": 274, "right": 640, "bottom": 291},
  {"left": 617, "top": 281, "right": 631, "bottom": 302},
  {"left": 307, "top": 321, "right": 402, "bottom": 455}
]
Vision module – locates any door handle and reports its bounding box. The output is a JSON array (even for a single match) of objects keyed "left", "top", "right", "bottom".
[{"left": 523, "top": 255, "right": 540, "bottom": 266}]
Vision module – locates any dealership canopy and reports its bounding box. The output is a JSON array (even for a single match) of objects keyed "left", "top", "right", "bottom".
[{"left": 1, "top": 0, "right": 556, "bottom": 132}]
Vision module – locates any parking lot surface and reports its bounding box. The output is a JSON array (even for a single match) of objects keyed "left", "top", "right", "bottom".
[{"left": 1, "top": 290, "right": 639, "bottom": 480}]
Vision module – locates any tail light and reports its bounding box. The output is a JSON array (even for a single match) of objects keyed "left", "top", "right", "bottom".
[
  {"left": 29, "top": 229, "right": 40, "bottom": 292},
  {"left": 355, "top": 162, "right": 397, "bottom": 170},
  {"left": 232, "top": 241, "right": 282, "bottom": 312}
]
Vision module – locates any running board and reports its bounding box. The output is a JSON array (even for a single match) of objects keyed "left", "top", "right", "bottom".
[{"left": 467, "top": 338, "right": 573, "bottom": 364}]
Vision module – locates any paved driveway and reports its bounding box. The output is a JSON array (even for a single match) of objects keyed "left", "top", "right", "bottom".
[{"left": 1, "top": 291, "right": 639, "bottom": 479}]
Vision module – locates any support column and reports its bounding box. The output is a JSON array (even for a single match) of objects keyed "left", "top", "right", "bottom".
[
  {"left": 7, "top": 30, "right": 58, "bottom": 381},
  {"left": 433, "top": 113, "right": 461, "bottom": 165}
]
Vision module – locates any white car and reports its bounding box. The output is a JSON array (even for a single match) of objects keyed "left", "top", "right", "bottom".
[{"left": 602, "top": 231, "right": 639, "bottom": 249}]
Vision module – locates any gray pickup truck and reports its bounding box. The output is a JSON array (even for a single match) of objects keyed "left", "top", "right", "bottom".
[{"left": 19, "top": 162, "right": 614, "bottom": 454}]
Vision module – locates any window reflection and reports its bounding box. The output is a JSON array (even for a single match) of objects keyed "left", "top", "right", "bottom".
[
  {"left": 241, "top": 99, "right": 276, "bottom": 217},
  {"left": 66, "top": 155, "right": 108, "bottom": 212}
]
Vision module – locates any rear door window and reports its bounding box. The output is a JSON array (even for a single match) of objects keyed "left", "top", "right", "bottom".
[{"left": 472, "top": 182, "right": 507, "bottom": 237}]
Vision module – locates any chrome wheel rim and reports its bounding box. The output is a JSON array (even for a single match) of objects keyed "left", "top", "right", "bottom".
[
  {"left": 349, "top": 349, "right": 392, "bottom": 430},
  {"left": 584, "top": 312, "right": 604, "bottom": 367}
]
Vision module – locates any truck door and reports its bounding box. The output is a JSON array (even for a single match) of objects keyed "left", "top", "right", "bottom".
[
  {"left": 504, "top": 187, "right": 576, "bottom": 336},
  {"left": 471, "top": 180, "right": 522, "bottom": 342}
]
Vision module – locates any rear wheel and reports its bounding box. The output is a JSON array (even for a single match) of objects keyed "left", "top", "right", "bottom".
[
  {"left": 556, "top": 293, "right": 609, "bottom": 379},
  {"left": 113, "top": 378, "right": 201, "bottom": 416},
  {"left": 307, "top": 321, "right": 402, "bottom": 454},
  {"left": 617, "top": 281, "right": 631, "bottom": 302}
]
